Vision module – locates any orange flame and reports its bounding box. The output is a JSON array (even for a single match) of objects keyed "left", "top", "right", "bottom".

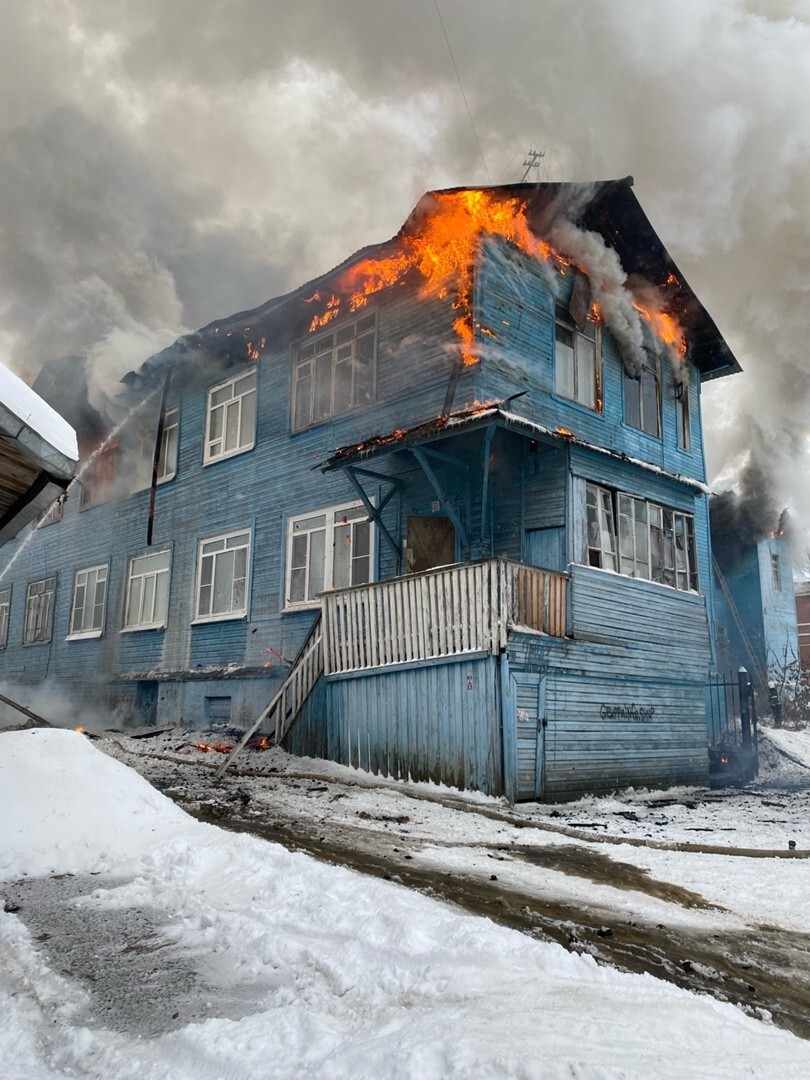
[
  {"left": 194, "top": 741, "right": 232, "bottom": 755},
  {"left": 631, "top": 301, "right": 687, "bottom": 359},
  {"left": 74, "top": 726, "right": 85, "bottom": 734},
  {"left": 307, "top": 190, "right": 569, "bottom": 360}
]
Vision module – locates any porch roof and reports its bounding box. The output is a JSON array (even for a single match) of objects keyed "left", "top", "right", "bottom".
[{"left": 320, "top": 400, "right": 709, "bottom": 494}]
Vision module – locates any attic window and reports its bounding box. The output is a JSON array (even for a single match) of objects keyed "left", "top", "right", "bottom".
[
  {"left": 555, "top": 302, "right": 601, "bottom": 412},
  {"left": 292, "top": 313, "right": 376, "bottom": 430}
]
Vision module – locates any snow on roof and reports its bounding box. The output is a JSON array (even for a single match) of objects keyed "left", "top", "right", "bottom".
[{"left": 0, "top": 357, "right": 79, "bottom": 465}]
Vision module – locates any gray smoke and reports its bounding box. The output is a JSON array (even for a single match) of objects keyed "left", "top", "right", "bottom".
[{"left": 1, "top": 1, "right": 808, "bottom": 542}]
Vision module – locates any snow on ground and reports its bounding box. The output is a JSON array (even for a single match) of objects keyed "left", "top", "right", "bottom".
[{"left": 2, "top": 728, "right": 810, "bottom": 1079}]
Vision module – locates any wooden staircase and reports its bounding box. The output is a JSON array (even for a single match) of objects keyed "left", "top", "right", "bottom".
[{"left": 217, "top": 616, "right": 323, "bottom": 776}]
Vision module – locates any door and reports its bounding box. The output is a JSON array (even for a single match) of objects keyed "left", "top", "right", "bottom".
[
  {"left": 136, "top": 681, "right": 159, "bottom": 727},
  {"left": 406, "top": 515, "right": 456, "bottom": 573},
  {"left": 525, "top": 527, "right": 565, "bottom": 572},
  {"left": 513, "top": 672, "right": 545, "bottom": 800}
]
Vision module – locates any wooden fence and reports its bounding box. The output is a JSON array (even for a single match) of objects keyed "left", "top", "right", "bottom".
[{"left": 323, "top": 559, "right": 567, "bottom": 676}]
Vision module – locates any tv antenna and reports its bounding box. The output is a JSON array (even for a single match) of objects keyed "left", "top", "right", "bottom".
[{"left": 521, "top": 147, "right": 546, "bottom": 182}]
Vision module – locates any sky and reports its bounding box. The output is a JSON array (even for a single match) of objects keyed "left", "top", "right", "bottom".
[{"left": 2, "top": 0, "right": 809, "bottom": 544}]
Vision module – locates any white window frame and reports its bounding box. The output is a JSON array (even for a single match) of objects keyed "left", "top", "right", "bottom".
[
  {"left": 203, "top": 369, "right": 256, "bottom": 465},
  {"left": 292, "top": 313, "right": 377, "bottom": 430},
  {"left": 194, "top": 528, "right": 251, "bottom": 623},
  {"left": 555, "top": 303, "right": 601, "bottom": 411},
  {"left": 285, "top": 501, "right": 375, "bottom": 610},
  {"left": 0, "top": 587, "right": 10, "bottom": 649},
  {"left": 23, "top": 577, "right": 56, "bottom": 645},
  {"left": 157, "top": 407, "right": 179, "bottom": 482},
  {"left": 585, "top": 483, "right": 698, "bottom": 593},
  {"left": 67, "top": 564, "right": 108, "bottom": 640},
  {"left": 123, "top": 548, "right": 172, "bottom": 631}
]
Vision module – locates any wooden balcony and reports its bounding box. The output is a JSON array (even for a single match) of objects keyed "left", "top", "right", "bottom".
[{"left": 322, "top": 558, "right": 568, "bottom": 676}]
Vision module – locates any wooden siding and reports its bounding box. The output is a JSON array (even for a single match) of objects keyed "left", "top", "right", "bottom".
[
  {"left": 506, "top": 564, "right": 712, "bottom": 800},
  {"left": 474, "top": 236, "right": 706, "bottom": 485},
  {"left": 289, "top": 654, "right": 503, "bottom": 795}
]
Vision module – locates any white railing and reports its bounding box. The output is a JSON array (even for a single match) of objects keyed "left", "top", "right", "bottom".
[{"left": 322, "top": 559, "right": 568, "bottom": 676}]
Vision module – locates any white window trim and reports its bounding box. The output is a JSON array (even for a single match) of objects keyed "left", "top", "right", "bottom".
[
  {"left": 554, "top": 303, "right": 601, "bottom": 412},
  {"left": 0, "top": 586, "right": 10, "bottom": 649},
  {"left": 285, "top": 500, "right": 376, "bottom": 611},
  {"left": 157, "top": 407, "right": 180, "bottom": 484},
  {"left": 121, "top": 548, "right": 172, "bottom": 632},
  {"left": 203, "top": 369, "right": 257, "bottom": 466},
  {"left": 66, "top": 563, "right": 108, "bottom": 640},
  {"left": 193, "top": 527, "right": 252, "bottom": 624},
  {"left": 291, "top": 312, "right": 377, "bottom": 431},
  {"left": 23, "top": 576, "right": 56, "bottom": 645}
]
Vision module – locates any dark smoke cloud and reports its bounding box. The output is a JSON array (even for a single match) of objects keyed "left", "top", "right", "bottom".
[{"left": 1, "top": 0, "right": 809, "bottom": 543}]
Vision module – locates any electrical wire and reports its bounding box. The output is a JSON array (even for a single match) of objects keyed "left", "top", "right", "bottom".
[{"left": 433, "top": 0, "right": 491, "bottom": 184}]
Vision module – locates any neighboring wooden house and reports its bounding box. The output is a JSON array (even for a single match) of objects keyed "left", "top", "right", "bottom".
[
  {"left": 0, "top": 180, "right": 741, "bottom": 800},
  {"left": 796, "top": 582, "right": 810, "bottom": 671},
  {"left": 713, "top": 528, "right": 800, "bottom": 694}
]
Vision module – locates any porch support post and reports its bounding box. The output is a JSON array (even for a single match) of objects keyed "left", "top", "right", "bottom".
[
  {"left": 344, "top": 466, "right": 402, "bottom": 572},
  {"left": 410, "top": 446, "right": 470, "bottom": 550},
  {"left": 479, "top": 423, "right": 496, "bottom": 544}
]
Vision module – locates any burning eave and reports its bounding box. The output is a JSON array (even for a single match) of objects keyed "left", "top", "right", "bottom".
[{"left": 320, "top": 402, "right": 710, "bottom": 494}]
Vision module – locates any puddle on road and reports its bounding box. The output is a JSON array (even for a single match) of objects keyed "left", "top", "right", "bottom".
[{"left": 508, "top": 843, "right": 720, "bottom": 910}]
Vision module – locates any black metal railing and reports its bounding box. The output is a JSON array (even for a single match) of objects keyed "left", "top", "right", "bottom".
[{"left": 706, "top": 668, "right": 758, "bottom": 785}]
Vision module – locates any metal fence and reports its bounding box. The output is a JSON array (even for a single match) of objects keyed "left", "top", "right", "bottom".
[{"left": 706, "top": 668, "right": 759, "bottom": 783}]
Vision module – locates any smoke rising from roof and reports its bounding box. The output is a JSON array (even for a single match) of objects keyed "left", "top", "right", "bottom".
[{"left": 1, "top": 1, "right": 809, "bottom": 538}]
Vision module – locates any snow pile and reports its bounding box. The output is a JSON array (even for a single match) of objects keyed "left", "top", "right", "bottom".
[
  {"left": 765, "top": 726, "right": 810, "bottom": 771},
  {"left": 2, "top": 729, "right": 810, "bottom": 1078},
  {"left": 0, "top": 729, "right": 194, "bottom": 880}
]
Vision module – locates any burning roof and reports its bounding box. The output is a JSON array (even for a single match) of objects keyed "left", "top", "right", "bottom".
[{"left": 126, "top": 178, "right": 740, "bottom": 390}]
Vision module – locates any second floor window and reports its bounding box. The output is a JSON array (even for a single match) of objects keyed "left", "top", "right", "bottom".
[
  {"left": 204, "top": 370, "right": 256, "bottom": 464},
  {"left": 68, "top": 565, "right": 108, "bottom": 638},
  {"left": 624, "top": 348, "right": 661, "bottom": 437},
  {"left": 292, "top": 313, "right": 376, "bottom": 430},
  {"left": 24, "top": 577, "right": 55, "bottom": 644},
  {"left": 555, "top": 303, "right": 600, "bottom": 411},
  {"left": 676, "top": 383, "right": 691, "bottom": 451},
  {"left": 0, "top": 587, "right": 10, "bottom": 648}
]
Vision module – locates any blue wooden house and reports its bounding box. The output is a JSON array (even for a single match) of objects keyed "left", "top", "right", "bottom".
[{"left": 0, "top": 179, "right": 741, "bottom": 800}]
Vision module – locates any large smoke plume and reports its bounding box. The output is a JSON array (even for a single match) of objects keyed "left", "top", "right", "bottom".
[{"left": 1, "top": 1, "right": 809, "bottom": 550}]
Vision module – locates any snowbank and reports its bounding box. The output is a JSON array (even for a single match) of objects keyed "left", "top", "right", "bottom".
[
  {"left": 0, "top": 359, "right": 78, "bottom": 463},
  {"left": 0, "top": 729, "right": 194, "bottom": 880},
  {"left": 2, "top": 729, "right": 809, "bottom": 1079}
]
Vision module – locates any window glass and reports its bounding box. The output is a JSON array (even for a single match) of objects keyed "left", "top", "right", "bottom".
[
  {"left": 0, "top": 587, "right": 10, "bottom": 648},
  {"left": 555, "top": 303, "right": 600, "bottom": 411},
  {"left": 204, "top": 371, "right": 256, "bottom": 464},
  {"left": 286, "top": 502, "right": 374, "bottom": 606},
  {"left": 292, "top": 314, "right": 377, "bottom": 429},
  {"left": 24, "top": 577, "right": 55, "bottom": 644},
  {"left": 157, "top": 408, "right": 179, "bottom": 482},
  {"left": 195, "top": 530, "right": 250, "bottom": 620},
  {"left": 585, "top": 485, "right": 698, "bottom": 593},
  {"left": 124, "top": 549, "right": 171, "bottom": 629},
  {"left": 68, "top": 565, "right": 108, "bottom": 637},
  {"left": 624, "top": 349, "right": 661, "bottom": 437}
]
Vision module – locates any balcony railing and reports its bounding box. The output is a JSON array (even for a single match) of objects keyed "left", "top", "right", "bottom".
[{"left": 322, "top": 558, "right": 568, "bottom": 676}]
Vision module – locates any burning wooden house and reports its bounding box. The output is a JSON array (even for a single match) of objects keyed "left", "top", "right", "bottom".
[{"left": 0, "top": 179, "right": 742, "bottom": 799}]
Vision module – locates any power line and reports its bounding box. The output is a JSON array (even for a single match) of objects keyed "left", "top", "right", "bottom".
[{"left": 433, "top": 0, "right": 491, "bottom": 183}]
